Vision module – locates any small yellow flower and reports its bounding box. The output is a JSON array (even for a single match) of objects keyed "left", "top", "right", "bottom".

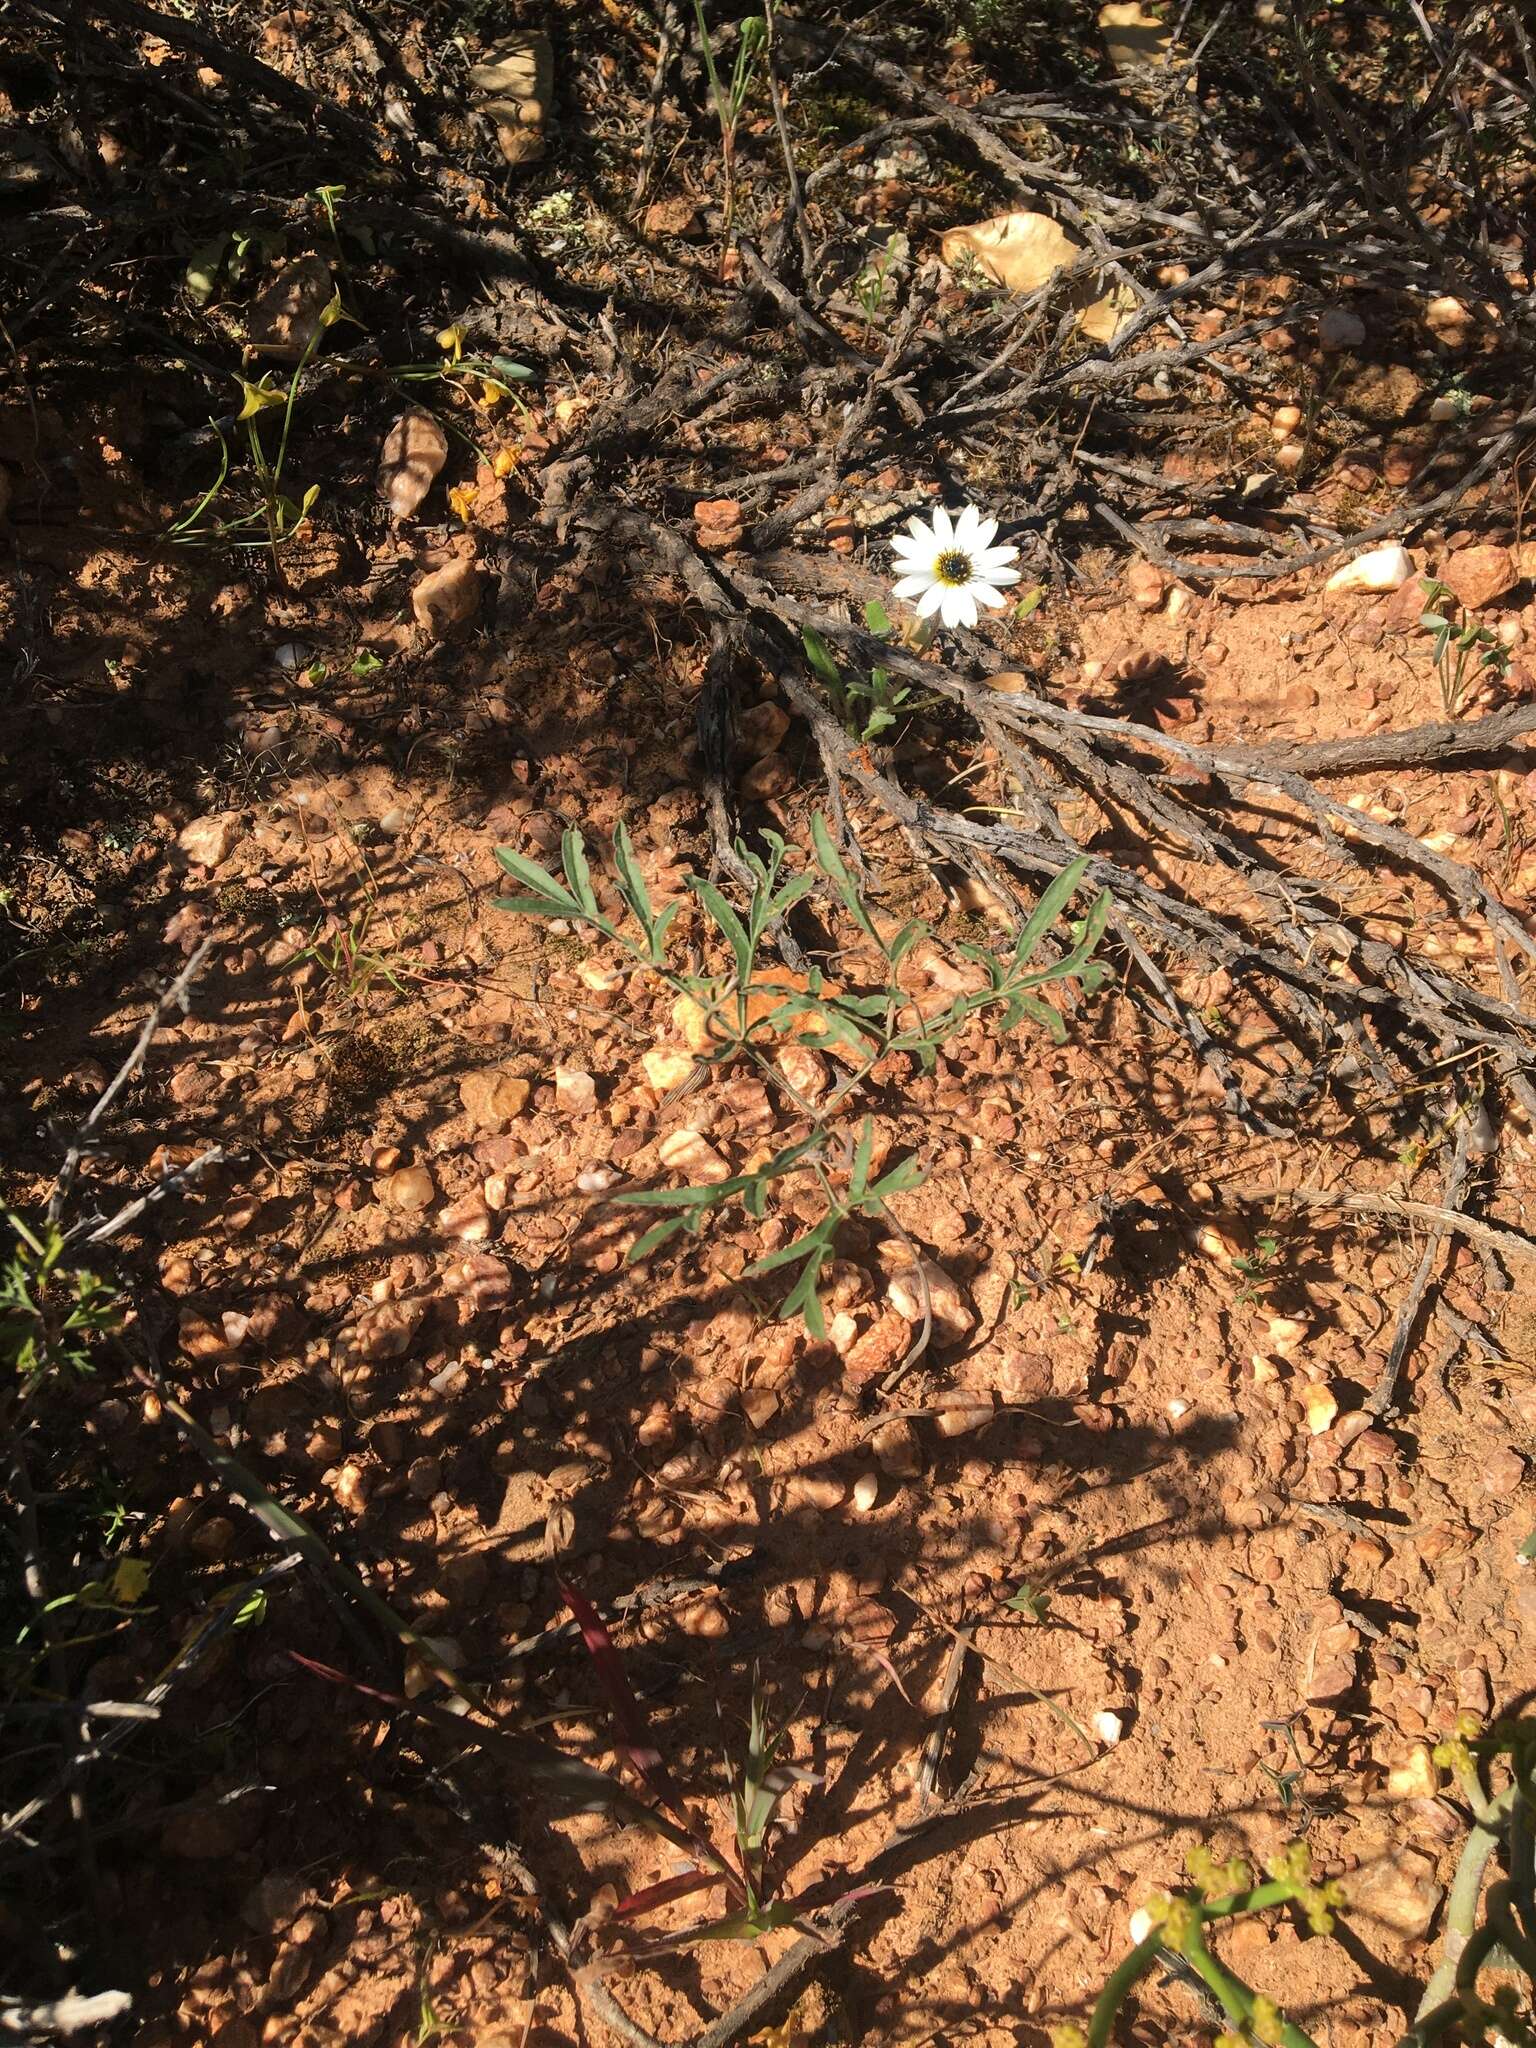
[
  {"left": 1250, "top": 1995, "right": 1284, "bottom": 2046},
  {"left": 492, "top": 447, "right": 517, "bottom": 479},
  {"left": 436, "top": 324, "right": 466, "bottom": 362},
  {"left": 237, "top": 377, "right": 286, "bottom": 420},
  {"left": 447, "top": 483, "right": 478, "bottom": 524},
  {"left": 479, "top": 379, "right": 505, "bottom": 409}
]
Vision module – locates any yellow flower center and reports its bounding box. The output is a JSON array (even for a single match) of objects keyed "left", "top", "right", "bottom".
[{"left": 932, "top": 548, "right": 974, "bottom": 587}]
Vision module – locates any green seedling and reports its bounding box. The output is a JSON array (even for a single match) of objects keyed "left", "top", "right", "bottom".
[
  {"left": 169, "top": 290, "right": 343, "bottom": 577},
  {"left": 1, "top": 1210, "right": 123, "bottom": 1379},
  {"left": 1064, "top": 1715, "right": 1536, "bottom": 2048},
  {"left": 281, "top": 904, "right": 407, "bottom": 1010},
  {"left": 1003, "top": 1583, "right": 1050, "bottom": 1622},
  {"left": 1419, "top": 579, "right": 1512, "bottom": 720},
  {"left": 692, "top": 4, "right": 767, "bottom": 259},
  {"left": 803, "top": 603, "right": 942, "bottom": 744},
  {"left": 492, "top": 814, "right": 1109, "bottom": 1332},
  {"left": 852, "top": 232, "right": 908, "bottom": 330},
  {"left": 1231, "top": 1231, "right": 1280, "bottom": 1306}
]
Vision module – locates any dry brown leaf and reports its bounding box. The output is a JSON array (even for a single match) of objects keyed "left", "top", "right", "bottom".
[
  {"left": 377, "top": 409, "right": 449, "bottom": 522},
  {"left": 939, "top": 211, "right": 1134, "bottom": 344}
]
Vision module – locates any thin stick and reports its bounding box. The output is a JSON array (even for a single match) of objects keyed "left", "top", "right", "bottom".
[
  {"left": 1368, "top": 1119, "right": 1473, "bottom": 1420},
  {"left": 1208, "top": 1171, "right": 1535, "bottom": 1266},
  {"left": 48, "top": 940, "right": 214, "bottom": 1226}
]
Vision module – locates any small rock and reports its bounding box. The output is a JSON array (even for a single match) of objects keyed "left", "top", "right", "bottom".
[
  {"left": 1483, "top": 1445, "right": 1527, "bottom": 1496},
  {"left": 1424, "top": 295, "right": 1472, "bottom": 345},
  {"left": 330, "top": 1462, "right": 369, "bottom": 1514},
  {"left": 641, "top": 1048, "right": 695, "bottom": 1094},
  {"left": 1091, "top": 1709, "right": 1124, "bottom": 1746},
  {"left": 407, "top": 1455, "right": 442, "bottom": 1499},
  {"left": 646, "top": 197, "right": 704, "bottom": 238},
  {"left": 383, "top": 1165, "right": 436, "bottom": 1212},
  {"left": 1317, "top": 307, "right": 1366, "bottom": 352},
  {"left": 1303, "top": 1620, "right": 1358, "bottom": 1703},
  {"left": 932, "top": 1389, "right": 995, "bottom": 1437},
  {"left": 1126, "top": 560, "right": 1168, "bottom": 612},
  {"left": 1300, "top": 1383, "right": 1339, "bottom": 1435},
  {"left": 178, "top": 813, "right": 241, "bottom": 868},
  {"left": 738, "top": 700, "right": 791, "bottom": 758},
  {"left": 870, "top": 1416, "right": 922, "bottom": 1479},
  {"left": 553, "top": 1066, "right": 596, "bottom": 1114},
  {"left": 785, "top": 1473, "right": 847, "bottom": 1512},
  {"left": 775, "top": 1044, "right": 828, "bottom": 1103},
  {"left": 852, "top": 1472, "right": 880, "bottom": 1513},
  {"left": 1441, "top": 544, "right": 1516, "bottom": 612},
  {"left": 822, "top": 1310, "right": 854, "bottom": 1358},
  {"left": 1348, "top": 1846, "right": 1443, "bottom": 1941},
  {"left": 1386, "top": 1745, "right": 1439, "bottom": 1801},
  {"left": 740, "top": 752, "right": 794, "bottom": 801},
  {"left": 438, "top": 1191, "right": 493, "bottom": 1242},
  {"left": 459, "top": 1070, "right": 532, "bottom": 1128},
  {"left": 189, "top": 1515, "right": 236, "bottom": 1562},
  {"left": 1325, "top": 545, "right": 1412, "bottom": 594},
  {"left": 985, "top": 669, "right": 1034, "bottom": 694},
  {"left": 412, "top": 559, "right": 483, "bottom": 638},
  {"left": 657, "top": 1128, "right": 730, "bottom": 1184},
  {"left": 873, "top": 1242, "right": 975, "bottom": 1346},
  {"left": 741, "top": 1386, "right": 778, "bottom": 1430}
]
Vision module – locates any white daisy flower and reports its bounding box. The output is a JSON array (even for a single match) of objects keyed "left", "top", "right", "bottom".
[{"left": 891, "top": 503, "right": 1021, "bottom": 630}]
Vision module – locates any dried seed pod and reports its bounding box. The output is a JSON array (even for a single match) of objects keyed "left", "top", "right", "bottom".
[{"left": 378, "top": 409, "right": 449, "bottom": 520}]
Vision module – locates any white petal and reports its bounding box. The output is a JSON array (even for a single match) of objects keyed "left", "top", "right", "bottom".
[
  {"left": 892, "top": 573, "right": 934, "bottom": 600},
  {"left": 955, "top": 504, "right": 981, "bottom": 546},
  {"left": 941, "top": 587, "right": 978, "bottom": 629},
  {"left": 982, "top": 565, "right": 1022, "bottom": 588},
  {"left": 976, "top": 543, "right": 1019, "bottom": 568},
  {"left": 973, "top": 516, "right": 999, "bottom": 550},
  {"left": 930, "top": 507, "right": 954, "bottom": 546},
  {"left": 972, "top": 581, "right": 1007, "bottom": 610},
  {"left": 915, "top": 581, "right": 947, "bottom": 618},
  {"left": 901, "top": 515, "right": 934, "bottom": 548},
  {"left": 892, "top": 537, "right": 936, "bottom": 569}
]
